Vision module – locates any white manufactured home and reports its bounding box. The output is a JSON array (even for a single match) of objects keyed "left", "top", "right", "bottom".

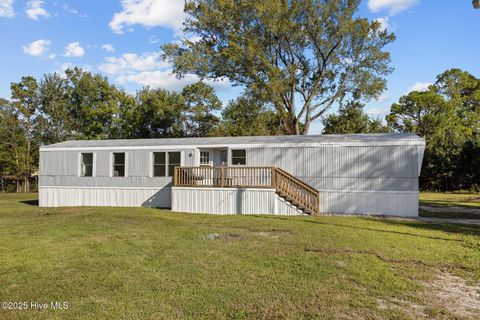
[{"left": 39, "top": 133, "right": 425, "bottom": 217}]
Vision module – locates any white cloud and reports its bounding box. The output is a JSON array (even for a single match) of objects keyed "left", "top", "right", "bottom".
[
  {"left": 101, "top": 44, "right": 115, "bottom": 53},
  {"left": 26, "top": 0, "right": 49, "bottom": 20},
  {"left": 374, "top": 92, "right": 390, "bottom": 103},
  {"left": 55, "top": 62, "right": 91, "bottom": 75},
  {"left": 117, "top": 71, "right": 230, "bottom": 92},
  {"left": 0, "top": 0, "right": 14, "bottom": 17},
  {"left": 366, "top": 108, "right": 385, "bottom": 116},
  {"left": 368, "top": 0, "right": 418, "bottom": 15},
  {"left": 374, "top": 17, "right": 390, "bottom": 32},
  {"left": 149, "top": 35, "right": 159, "bottom": 44},
  {"left": 116, "top": 71, "right": 197, "bottom": 91},
  {"left": 407, "top": 82, "right": 433, "bottom": 93},
  {"left": 99, "top": 51, "right": 230, "bottom": 92},
  {"left": 109, "top": 0, "right": 186, "bottom": 34},
  {"left": 22, "top": 39, "right": 51, "bottom": 57},
  {"left": 59, "top": 3, "right": 88, "bottom": 17},
  {"left": 64, "top": 42, "right": 85, "bottom": 57},
  {"left": 99, "top": 52, "right": 169, "bottom": 74}
]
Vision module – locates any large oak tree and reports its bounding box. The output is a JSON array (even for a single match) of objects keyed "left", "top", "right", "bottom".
[{"left": 162, "top": 0, "right": 395, "bottom": 134}]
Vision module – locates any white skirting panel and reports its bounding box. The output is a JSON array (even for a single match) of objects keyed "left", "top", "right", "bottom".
[
  {"left": 172, "top": 187, "right": 305, "bottom": 215},
  {"left": 39, "top": 187, "right": 171, "bottom": 208},
  {"left": 319, "top": 190, "right": 419, "bottom": 217}
]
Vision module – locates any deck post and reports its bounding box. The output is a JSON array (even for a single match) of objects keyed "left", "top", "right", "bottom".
[
  {"left": 174, "top": 167, "right": 178, "bottom": 186},
  {"left": 271, "top": 167, "right": 276, "bottom": 188},
  {"left": 220, "top": 167, "right": 225, "bottom": 187}
]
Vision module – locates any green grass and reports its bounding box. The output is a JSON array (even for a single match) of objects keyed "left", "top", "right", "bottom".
[
  {"left": 1, "top": 193, "right": 480, "bottom": 319},
  {"left": 420, "top": 192, "right": 480, "bottom": 208}
]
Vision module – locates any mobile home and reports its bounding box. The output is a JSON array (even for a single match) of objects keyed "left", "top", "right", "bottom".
[{"left": 39, "top": 133, "right": 425, "bottom": 216}]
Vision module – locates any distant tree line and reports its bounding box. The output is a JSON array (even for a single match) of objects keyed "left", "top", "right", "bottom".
[
  {"left": 1, "top": 0, "right": 478, "bottom": 192},
  {"left": 0, "top": 67, "right": 283, "bottom": 192},
  {"left": 320, "top": 68, "right": 480, "bottom": 192},
  {"left": 387, "top": 69, "right": 480, "bottom": 191}
]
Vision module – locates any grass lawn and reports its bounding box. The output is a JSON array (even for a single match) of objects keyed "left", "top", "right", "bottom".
[
  {"left": 419, "top": 192, "right": 480, "bottom": 219},
  {"left": 1, "top": 193, "right": 480, "bottom": 319},
  {"left": 420, "top": 192, "right": 480, "bottom": 208}
]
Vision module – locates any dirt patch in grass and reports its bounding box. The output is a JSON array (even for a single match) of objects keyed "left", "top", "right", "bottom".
[
  {"left": 252, "top": 230, "right": 289, "bottom": 239},
  {"left": 379, "top": 271, "right": 480, "bottom": 319},
  {"left": 424, "top": 272, "right": 480, "bottom": 319},
  {"left": 90, "top": 235, "right": 113, "bottom": 242},
  {"left": 378, "top": 297, "right": 430, "bottom": 319},
  {"left": 205, "top": 233, "right": 241, "bottom": 240}
]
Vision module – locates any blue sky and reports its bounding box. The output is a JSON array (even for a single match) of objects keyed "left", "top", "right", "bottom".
[{"left": 0, "top": 0, "right": 479, "bottom": 134}]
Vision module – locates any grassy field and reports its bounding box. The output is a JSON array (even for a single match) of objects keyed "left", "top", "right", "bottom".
[
  {"left": 419, "top": 192, "right": 480, "bottom": 219},
  {"left": 1, "top": 193, "right": 480, "bottom": 319},
  {"left": 420, "top": 192, "right": 480, "bottom": 208}
]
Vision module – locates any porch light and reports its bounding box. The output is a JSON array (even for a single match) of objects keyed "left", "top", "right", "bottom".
[{"left": 474, "top": 0, "right": 480, "bottom": 9}]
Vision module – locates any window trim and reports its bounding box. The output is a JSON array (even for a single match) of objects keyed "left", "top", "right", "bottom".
[
  {"left": 111, "top": 152, "right": 127, "bottom": 177},
  {"left": 150, "top": 151, "right": 182, "bottom": 177},
  {"left": 152, "top": 151, "right": 167, "bottom": 177},
  {"left": 200, "top": 151, "right": 211, "bottom": 166},
  {"left": 231, "top": 149, "right": 247, "bottom": 166},
  {"left": 167, "top": 151, "right": 181, "bottom": 177},
  {"left": 79, "top": 152, "right": 95, "bottom": 177}
]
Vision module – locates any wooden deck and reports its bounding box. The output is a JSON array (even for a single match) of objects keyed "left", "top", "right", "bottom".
[{"left": 174, "top": 166, "right": 320, "bottom": 215}]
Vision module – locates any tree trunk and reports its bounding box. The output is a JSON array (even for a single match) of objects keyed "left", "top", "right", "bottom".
[{"left": 25, "top": 139, "right": 31, "bottom": 193}]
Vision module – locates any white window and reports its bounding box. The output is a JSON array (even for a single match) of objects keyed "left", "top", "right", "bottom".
[
  {"left": 113, "top": 153, "right": 125, "bottom": 177},
  {"left": 168, "top": 152, "right": 181, "bottom": 177},
  {"left": 231, "top": 150, "right": 246, "bottom": 165},
  {"left": 152, "top": 151, "right": 181, "bottom": 177},
  {"left": 200, "top": 151, "right": 210, "bottom": 166},
  {"left": 153, "top": 152, "right": 166, "bottom": 177},
  {"left": 81, "top": 153, "right": 93, "bottom": 177}
]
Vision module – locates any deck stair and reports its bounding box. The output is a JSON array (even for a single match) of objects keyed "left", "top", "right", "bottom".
[{"left": 174, "top": 166, "right": 320, "bottom": 215}]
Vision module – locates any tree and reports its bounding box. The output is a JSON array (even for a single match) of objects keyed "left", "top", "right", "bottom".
[
  {"left": 434, "top": 68, "right": 480, "bottom": 134},
  {"left": 181, "top": 82, "right": 222, "bottom": 137},
  {"left": 0, "top": 104, "right": 28, "bottom": 192},
  {"left": 386, "top": 89, "right": 470, "bottom": 191},
  {"left": 214, "top": 93, "right": 284, "bottom": 136},
  {"left": 128, "top": 88, "right": 186, "bottom": 138},
  {"left": 386, "top": 90, "right": 450, "bottom": 137},
  {"left": 162, "top": 0, "right": 395, "bottom": 134},
  {"left": 10, "top": 76, "right": 41, "bottom": 191},
  {"left": 322, "top": 101, "right": 390, "bottom": 134},
  {"left": 65, "top": 67, "right": 122, "bottom": 139},
  {"left": 38, "top": 73, "right": 76, "bottom": 144}
]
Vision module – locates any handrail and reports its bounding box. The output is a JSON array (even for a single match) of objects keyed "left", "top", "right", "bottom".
[
  {"left": 174, "top": 166, "right": 319, "bottom": 215},
  {"left": 274, "top": 167, "right": 319, "bottom": 194},
  {"left": 272, "top": 167, "right": 320, "bottom": 215}
]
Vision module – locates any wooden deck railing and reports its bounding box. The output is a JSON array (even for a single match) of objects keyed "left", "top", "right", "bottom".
[
  {"left": 273, "top": 168, "right": 320, "bottom": 215},
  {"left": 174, "top": 166, "right": 319, "bottom": 215}
]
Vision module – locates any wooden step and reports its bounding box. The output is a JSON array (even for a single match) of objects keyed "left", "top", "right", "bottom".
[
  {"left": 272, "top": 167, "right": 319, "bottom": 215},
  {"left": 276, "top": 191, "right": 315, "bottom": 215}
]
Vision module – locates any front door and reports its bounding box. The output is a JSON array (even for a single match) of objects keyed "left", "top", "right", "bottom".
[{"left": 199, "top": 148, "right": 228, "bottom": 166}]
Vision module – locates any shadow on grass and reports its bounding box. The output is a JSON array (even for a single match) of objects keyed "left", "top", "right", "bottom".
[
  {"left": 375, "top": 218, "right": 480, "bottom": 237},
  {"left": 250, "top": 215, "right": 480, "bottom": 240},
  {"left": 420, "top": 210, "right": 480, "bottom": 220},
  {"left": 21, "top": 199, "right": 39, "bottom": 206}
]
